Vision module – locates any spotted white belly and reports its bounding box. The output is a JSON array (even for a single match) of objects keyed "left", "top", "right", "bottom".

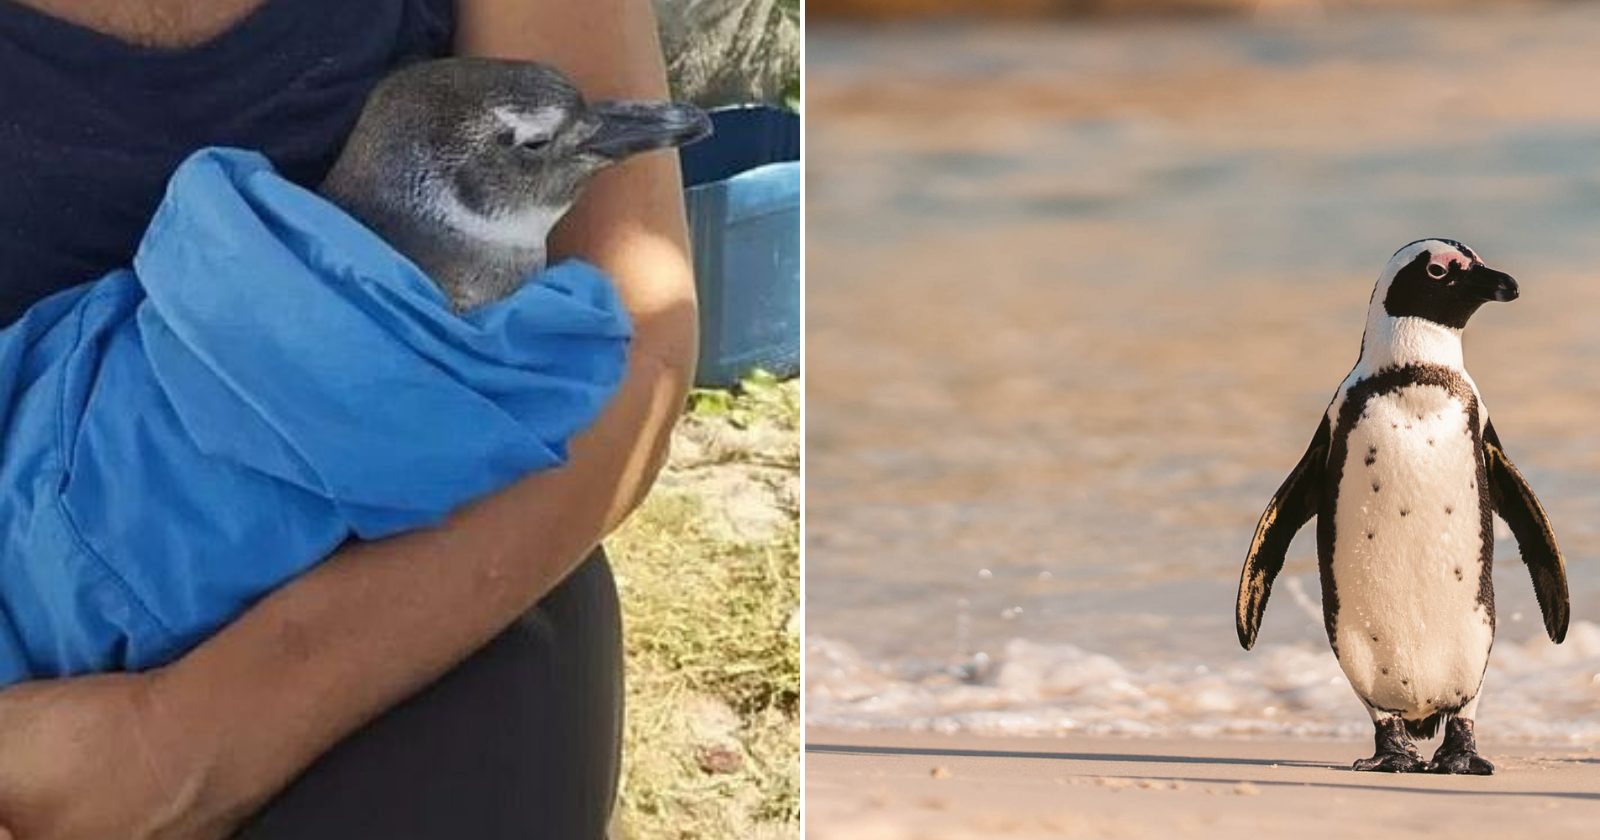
[{"left": 1330, "top": 383, "right": 1493, "bottom": 718}]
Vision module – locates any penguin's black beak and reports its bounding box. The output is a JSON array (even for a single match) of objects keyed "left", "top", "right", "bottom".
[
  {"left": 1458, "top": 265, "right": 1520, "bottom": 303},
  {"left": 582, "top": 101, "right": 712, "bottom": 161}
]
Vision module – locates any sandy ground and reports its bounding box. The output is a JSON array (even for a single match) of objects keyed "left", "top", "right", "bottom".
[
  {"left": 806, "top": 729, "right": 1600, "bottom": 838},
  {"left": 610, "top": 378, "right": 800, "bottom": 838}
]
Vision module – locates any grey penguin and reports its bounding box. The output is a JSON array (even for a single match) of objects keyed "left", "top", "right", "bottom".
[
  {"left": 320, "top": 57, "right": 712, "bottom": 310},
  {"left": 1236, "top": 239, "right": 1569, "bottom": 775}
]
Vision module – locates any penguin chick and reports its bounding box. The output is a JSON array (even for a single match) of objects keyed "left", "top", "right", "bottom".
[
  {"left": 1235, "top": 239, "right": 1569, "bottom": 776},
  {"left": 320, "top": 57, "right": 711, "bottom": 310}
]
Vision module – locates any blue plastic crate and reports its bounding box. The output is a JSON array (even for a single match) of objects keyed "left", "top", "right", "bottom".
[
  {"left": 680, "top": 106, "right": 801, "bottom": 388},
  {"left": 681, "top": 106, "right": 801, "bottom": 187}
]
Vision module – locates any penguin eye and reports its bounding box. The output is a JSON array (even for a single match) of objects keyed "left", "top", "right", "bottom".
[
  {"left": 1426, "top": 263, "right": 1448, "bottom": 279},
  {"left": 494, "top": 128, "right": 552, "bottom": 153},
  {"left": 490, "top": 105, "right": 566, "bottom": 154}
]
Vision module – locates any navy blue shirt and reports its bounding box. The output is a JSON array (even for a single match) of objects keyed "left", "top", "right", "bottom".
[{"left": 0, "top": 0, "right": 455, "bottom": 324}]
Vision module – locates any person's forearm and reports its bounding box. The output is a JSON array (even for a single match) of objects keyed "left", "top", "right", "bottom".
[
  {"left": 159, "top": 365, "right": 691, "bottom": 819},
  {"left": 153, "top": 0, "right": 696, "bottom": 820}
]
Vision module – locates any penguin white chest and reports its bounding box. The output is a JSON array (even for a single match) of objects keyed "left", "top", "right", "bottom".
[{"left": 1330, "top": 382, "right": 1493, "bottom": 717}]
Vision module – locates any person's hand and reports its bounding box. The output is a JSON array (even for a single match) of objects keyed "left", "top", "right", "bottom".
[{"left": 0, "top": 671, "right": 235, "bottom": 840}]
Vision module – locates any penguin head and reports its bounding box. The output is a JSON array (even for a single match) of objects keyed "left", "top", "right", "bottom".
[
  {"left": 324, "top": 58, "right": 710, "bottom": 281},
  {"left": 365, "top": 57, "right": 707, "bottom": 245},
  {"left": 1374, "top": 239, "right": 1519, "bottom": 329}
]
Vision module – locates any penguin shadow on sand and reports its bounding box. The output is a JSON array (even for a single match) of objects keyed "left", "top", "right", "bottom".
[
  {"left": 804, "top": 745, "right": 1600, "bottom": 799},
  {"left": 1103, "top": 776, "right": 1600, "bottom": 801},
  {"left": 806, "top": 742, "right": 1331, "bottom": 770},
  {"left": 1235, "top": 239, "right": 1569, "bottom": 777}
]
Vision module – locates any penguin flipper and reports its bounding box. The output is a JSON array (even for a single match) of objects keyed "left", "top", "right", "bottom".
[
  {"left": 1483, "top": 421, "right": 1569, "bottom": 644},
  {"left": 1237, "top": 417, "right": 1329, "bottom": 650}
]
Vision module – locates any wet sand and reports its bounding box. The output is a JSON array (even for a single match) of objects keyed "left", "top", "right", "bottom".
[{"left": 806, "top": 729, "right": 1600, "bottom": 838}]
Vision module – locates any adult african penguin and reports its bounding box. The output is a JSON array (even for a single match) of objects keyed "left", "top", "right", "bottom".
[
  {"left": 321, "top": 58, "right": 711, "bottom": 311},
  {"left": 1236, "top": 239, "right": 1569, "bottom": 775}
]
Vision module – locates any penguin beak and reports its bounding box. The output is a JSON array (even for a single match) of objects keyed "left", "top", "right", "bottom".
[
  {"left": 1458, "top": 265, "right": 1520, "bottom": 303},
  {"left": 582, "top": 101, "right": 712, "bottom": 161}
]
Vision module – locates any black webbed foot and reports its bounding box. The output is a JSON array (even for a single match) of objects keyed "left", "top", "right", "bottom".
[
  {"left": 1352, "top": 751, "right": 1427, "bottom": 773},
  {"left": 1426, "top": 751, "right": 1494, "bottom": 775},
  {"left": 1352, "top": 717, "right": 1426, "bottom": 773},
  {"left": 1426, "top": 717, "right": 1495, "bottom": 775}
]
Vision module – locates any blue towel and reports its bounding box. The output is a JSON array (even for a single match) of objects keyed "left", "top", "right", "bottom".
[{"left": 0, "top": 148, "right": 630, "bottom": 685}]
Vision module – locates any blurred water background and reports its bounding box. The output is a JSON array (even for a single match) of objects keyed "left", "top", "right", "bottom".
[{"left": 806, "top": 0, "right": 1600, "bottom": 742}]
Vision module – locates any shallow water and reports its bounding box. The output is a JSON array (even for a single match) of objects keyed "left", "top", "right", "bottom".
[{"left": 806, "top": 6, "right": 1600, "bottom": 742}]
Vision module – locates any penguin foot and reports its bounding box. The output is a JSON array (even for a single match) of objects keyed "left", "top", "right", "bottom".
[
  {"left": 1352, "top": 717, "right": 1424, "bottom": 772},
  {"left": 1426, "top": 717, "right": 1493, "bottom": 775},
  {"left": 1425, "top": 750, "right": 1494, "bottom": 775},
  {"left": 1352, "top": 750, "right": 1426, "bottom": 773}
]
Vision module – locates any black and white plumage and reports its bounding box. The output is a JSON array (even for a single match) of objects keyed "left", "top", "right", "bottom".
[
  {"left": 1236, "top": 239, "right": 1569, "bottom": 775},
  {"left": 321, "top": 58, "right": 711, "bottom": 310}
]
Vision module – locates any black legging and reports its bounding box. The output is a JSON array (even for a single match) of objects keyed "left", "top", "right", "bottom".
[{"left": 235, "top": 551, "right": 622, "bottom": 840}]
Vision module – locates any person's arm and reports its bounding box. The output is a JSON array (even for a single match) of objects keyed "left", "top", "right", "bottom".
[{"left": 0, "top": 1, "right": 695, "bottom": 836}]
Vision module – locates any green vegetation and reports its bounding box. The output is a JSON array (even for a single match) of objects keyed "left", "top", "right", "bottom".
[
  {"left": 687, "top": 369, "right": 800, "bottom": 432},
  {"left": 612, "top": 373, "right": 800, "bottom": 839}
]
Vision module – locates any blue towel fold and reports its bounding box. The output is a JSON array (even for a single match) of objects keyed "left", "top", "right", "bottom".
[{"left": 0, "top": 148, "right": 631, "bottom": 684}]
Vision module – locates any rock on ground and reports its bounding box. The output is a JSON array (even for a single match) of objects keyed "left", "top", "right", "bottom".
[{"left": 656, "top": 0, "right": 800, "bottom": 106}]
